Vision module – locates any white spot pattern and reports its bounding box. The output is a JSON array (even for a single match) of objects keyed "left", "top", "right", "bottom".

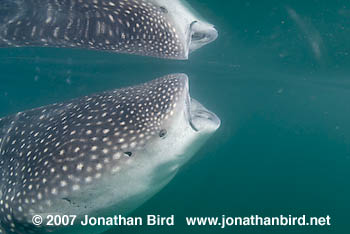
[
  {"left": 0, "top": 0, "right": 185, "bottom": 59},
  {"left": 0, "top": 74, "right": 187, "bottom": 233}
]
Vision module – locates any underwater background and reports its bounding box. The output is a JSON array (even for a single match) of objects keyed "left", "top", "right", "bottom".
[{"left": 0, "top": 0, "right": 349, "bottom": 233}]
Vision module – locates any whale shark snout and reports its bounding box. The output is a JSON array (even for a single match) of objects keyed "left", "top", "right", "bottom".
[{"left": 153, "top": 0, "right": 218, "bottom": 59}]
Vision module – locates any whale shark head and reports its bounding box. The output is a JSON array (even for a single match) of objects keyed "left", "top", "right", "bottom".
[
  {"left": 0, "top": 74, "right": 220, "bottom": 233},
  {"left": 149, "top": 0, "right": 218, "bottom": 58}
]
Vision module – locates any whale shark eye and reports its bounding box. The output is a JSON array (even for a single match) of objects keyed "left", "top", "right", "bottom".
[
  {"left": 124, "top": 152, "right": 132, "bottom": 157},
  {"left": 159, "top": 6, "right": 168, "bottom": 14},
  {"left": 159, "top": 129, "right": 167, "bottom": 138},
  {"left": 62, "top": 198, "right": 71, "bottom": 204}
]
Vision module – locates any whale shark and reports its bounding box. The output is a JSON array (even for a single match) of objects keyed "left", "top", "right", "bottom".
[
  {"left": 0, "top": 74, "right": 220, "bottom": 233},
  {"left": 0, "top": 0, "right": 218, "bottom": 59}
]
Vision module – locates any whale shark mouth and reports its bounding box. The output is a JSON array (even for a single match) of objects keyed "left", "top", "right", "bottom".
[
  {"left": 185, "top": 94, "right": 220, "bottom": 132},
  {"left": 182, "top": 75, "right": 220, "bottom": 132},
  {"left": 187, "top": 21, "right": 218, "bottom": 53}
]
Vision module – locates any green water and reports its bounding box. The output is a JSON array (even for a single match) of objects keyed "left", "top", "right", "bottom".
[{"left": 0, "top": 0, "right": 349, "bottom": 233}]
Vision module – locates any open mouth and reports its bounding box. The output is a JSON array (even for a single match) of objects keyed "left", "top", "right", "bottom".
[
  {"left": 181, "top": 74, "right": 220, "bottom": 132},
  {"left": 188, "top": 21, "right": 218, "bottom": 52},
  {"left": 186, "top": 96, "right": 221, "bottom": 132}
]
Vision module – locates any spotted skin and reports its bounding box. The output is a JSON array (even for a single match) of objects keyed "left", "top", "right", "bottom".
[
  {"left": 0, "top": 0, "right": 200, "bottom": 59},
  {"left": 0, "top": 74, "right": 189, "bottom": 233}
]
